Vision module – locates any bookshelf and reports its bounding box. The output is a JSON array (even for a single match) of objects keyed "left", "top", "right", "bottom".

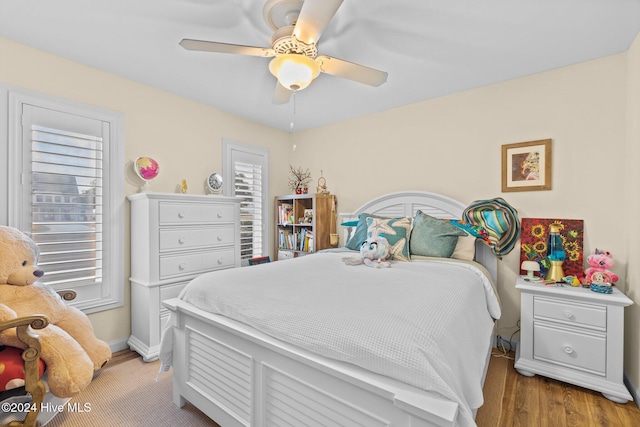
[{"left": 275, "top": 193, "right": 337, "bottom": 260}]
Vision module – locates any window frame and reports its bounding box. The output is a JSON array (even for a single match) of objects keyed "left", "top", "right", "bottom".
[
  {"left": 222, "top": 139, "right": 270, "bottom": 265},
  {"left": 0, "top": 85, "right": 125, "bottom": 313}
]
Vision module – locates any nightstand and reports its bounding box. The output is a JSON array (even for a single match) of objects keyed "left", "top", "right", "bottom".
[{"left": 514, "top": 277, "right": 633, "bottom": 403}]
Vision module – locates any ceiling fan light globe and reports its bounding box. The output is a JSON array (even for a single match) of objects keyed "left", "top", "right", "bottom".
[{"left": 269, "top": 54, "right": 320, "bottom": 91}]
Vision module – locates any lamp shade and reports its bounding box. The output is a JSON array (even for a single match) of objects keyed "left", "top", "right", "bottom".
[
  {"left": 521, "top": 260, "right": 540, "bottom": 280},
  {"left": 269, "top": 54, "right": 320, "bottom": 91}
]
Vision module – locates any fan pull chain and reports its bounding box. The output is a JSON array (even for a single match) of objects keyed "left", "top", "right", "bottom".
[{"left": 290, "top": 90, "right": 297, "bottom": 152}]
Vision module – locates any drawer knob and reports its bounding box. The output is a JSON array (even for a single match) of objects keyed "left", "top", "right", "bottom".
[
  {"left": 179, "top": 263, "right": 186, "bottom": 270},
  {"left": 564, "top": 311, "right": 574, "bottom": 319},
  {"left": 563, "top": 345, "right": 574, "bottom": 354},
  {"left": 217, "top": 235, "right": 223, "bottom": 241},
  {"left": 178, "top": 211, "right": 185, "bottom": 219},
  {"left": 217, "top": 213, "right": 223, "bottom": 219},
  {"left": 217, "top": 257, "right": 224, "bottom": 264},
  {"left": 178, "top": 237, "right": 185, "bottom": 244}
]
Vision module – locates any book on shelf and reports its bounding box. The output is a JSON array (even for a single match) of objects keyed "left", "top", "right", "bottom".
[
  {"left": 278, "top": 225, "right": 314, "bottom": 252},
  {"left": 297, "top": 229, "right": 314, "bottom": 252},
  {"left": 278, "top": 203, "right": 294, "bottom": 224},
  {"left": 278, "top": 229, "right": 295, "bottom": 250}
]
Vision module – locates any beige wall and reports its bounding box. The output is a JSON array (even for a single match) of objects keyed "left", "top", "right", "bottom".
[
  {"left": 2, "top": 34, "right": 639, "bottom": 397},
  {"left": 624, "top": 32, "right": 640, "bottom": 393},
  {"left": 0, "top": 37, "right": 292, "bottom": 345},
  {"left": 294, "top": 51, "right": 638, "bottom": 390}
]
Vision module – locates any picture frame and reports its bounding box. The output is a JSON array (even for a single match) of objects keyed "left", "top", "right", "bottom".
[
  {"left": 303, "top": 209, "right": 314, "bottom": 224},
  {"left": 501, "top": 139, "right": 552, "bottom": 192},
  {"left": 519, "top": 218, "right": 584, "bottom": 279}
]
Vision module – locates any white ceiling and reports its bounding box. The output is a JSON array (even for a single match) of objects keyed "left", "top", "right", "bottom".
[{"left": 1, "top": 0, "right": 639, "bottom": 132}]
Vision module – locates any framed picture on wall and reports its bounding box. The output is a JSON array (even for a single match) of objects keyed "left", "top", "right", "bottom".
[
  {"left": 520, "top": 218, "right": 584, "bottom": 279},
  {"left": 501, "top": 139, "right": 552, "bottom": 192}
]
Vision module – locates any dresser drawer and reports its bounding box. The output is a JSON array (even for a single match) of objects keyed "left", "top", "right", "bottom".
[
  {"left": 534, "top": 296, "right": 606, "bottom": 330},
  {"left": 159, "top": 202, "right": 235, "bottom": 225},
  {"left": 201, "top": 248, "right": 236, "bottom": 271},
  {"left": 159, "top": 248, "right": 236, "bottom": 279},
  {"left": 533, "top": 323, "right": 606, "bottom": 375},
  {"left": 160, "top": 252, "right": 203, "bottom": 278},
  {"left": 160, "top": 227, "right": 235, "bottom": 251},
  {"left": 159, "top": 281, "right": 188, "bottom": 303}
]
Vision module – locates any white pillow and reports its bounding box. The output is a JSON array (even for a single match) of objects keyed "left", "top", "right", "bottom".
[{"left": 451, "top": 234, "right": 476, "bottom": 261}]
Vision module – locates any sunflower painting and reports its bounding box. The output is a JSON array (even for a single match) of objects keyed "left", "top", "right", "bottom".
[{"left": 520, "top": 218, "right": 584, "bottom": 278}]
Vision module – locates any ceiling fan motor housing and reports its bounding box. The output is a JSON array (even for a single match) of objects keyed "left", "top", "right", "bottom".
[
  {"left": 271, "top": 26, "right": 317, "bottom": 58},
  {"left": 181, "top": 0, "right": 387, "bottom": 98}
]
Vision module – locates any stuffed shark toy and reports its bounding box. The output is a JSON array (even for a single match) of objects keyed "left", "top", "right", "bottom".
[{"left": 343, "top": 235, "right": 392, "bottom": 268}]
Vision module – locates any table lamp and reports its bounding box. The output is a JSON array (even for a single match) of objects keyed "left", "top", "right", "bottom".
[{"left": 521, "top": 260, "right": 540, "bottom": 280}]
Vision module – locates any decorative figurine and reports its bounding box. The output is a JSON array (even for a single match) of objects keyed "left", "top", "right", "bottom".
[
  {"left": 589, "top": 271, "right": 613, "bottom": 294},
  {"left": 316, "top": 170, "right": 329, "bottom": 194},
  {"left": 562, "top": 276, "right": 582, "bottom": 287}
]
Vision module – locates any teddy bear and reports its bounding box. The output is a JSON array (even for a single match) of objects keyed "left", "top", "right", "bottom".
[
  {"left": 583, "top": 248, "right": 618, "bottom": 285},
  {"left": 0, "top": 225, "right": 111, "bottom": 398},
  {"left": 342, "top": 235, "right": 392, "bottom": 268}
]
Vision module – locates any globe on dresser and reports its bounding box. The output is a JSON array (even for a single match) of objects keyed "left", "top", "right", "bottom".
[{"left": 133, "top": 157, "right": 159, "bottom": 192}]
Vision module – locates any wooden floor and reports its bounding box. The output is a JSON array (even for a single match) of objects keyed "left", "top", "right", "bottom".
[
  {"left": 113, "top": 349, "right": 640, "bottom": 426},
  {"left": 110, "top": 348, "right": 140, "bottom": 365},
  {"left": 476, "top": 350, "right": 640, "bottom": 427}
]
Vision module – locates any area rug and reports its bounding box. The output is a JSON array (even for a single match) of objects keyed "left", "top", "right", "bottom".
[{"left": 46, "top": 357, "right": 219, "bottom": 427}]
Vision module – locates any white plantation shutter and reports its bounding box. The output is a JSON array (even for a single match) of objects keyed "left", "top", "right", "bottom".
[
  {"left": 234, "top": 160, "right": 264, "bottom": 260},
  {"left": 223, "top": 140, "right": 269, "bottom": 265},
  {"left": 2, "top": 87, "right": 124, "bottom": 314},
  {"left": 29, "top": 124, "right": 104, "bottom": 289}
]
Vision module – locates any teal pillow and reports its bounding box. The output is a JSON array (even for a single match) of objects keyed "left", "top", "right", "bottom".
[
  {"left": 366, "top": 216, "right": 412, "bottom": 261},
  {"left": 410, "top": 211, "right": 466, "bottom": 258},
  {"left": 345, "top": 213, "right": 387, "bottom": 250}
]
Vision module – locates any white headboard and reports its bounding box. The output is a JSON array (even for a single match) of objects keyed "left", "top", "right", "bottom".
[{"left": 339, "top": 191, "right": 498, "bottom": 284}]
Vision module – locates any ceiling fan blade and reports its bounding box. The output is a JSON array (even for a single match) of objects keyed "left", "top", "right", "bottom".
[
  {"left": 293, "top": 0, "right": 343, "bottom": 45},
  {"left": 273, "top": 83, "right": 293, "bottom": 104},
  {"left": 179, "top": 39, "right": 275, "bottom": 57},
  {"left": 316, "top": 55, "right": 388, "bottom": 87}
]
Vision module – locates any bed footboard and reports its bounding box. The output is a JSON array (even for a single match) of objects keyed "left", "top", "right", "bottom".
[{"left": 164, "top": 298, "right": 460, "bottom": 427}]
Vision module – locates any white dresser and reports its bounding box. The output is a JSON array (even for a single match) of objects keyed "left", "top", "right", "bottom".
[
  {"left": 514, "top": 277, "right": 633, "bottom": 402},
  {"left": 127, "top": 192, "right": 241, "bottom": 361}
]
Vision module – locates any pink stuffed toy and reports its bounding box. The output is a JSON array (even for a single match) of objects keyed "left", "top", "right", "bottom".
[{"left": 583, "top": 249, "right": 618, "bottom": 285}]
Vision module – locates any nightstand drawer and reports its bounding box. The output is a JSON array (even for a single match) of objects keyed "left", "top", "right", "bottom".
[
  {"left": 534, "top": 296, "right": 606, "bottom": 330},
  {"left": 533, "top": 323, "right": 606, "bottom": 375}
]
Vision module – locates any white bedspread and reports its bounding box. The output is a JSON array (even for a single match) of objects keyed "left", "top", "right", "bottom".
[{"left": 175, "top": 251, "right": 501, "bottom": 427}]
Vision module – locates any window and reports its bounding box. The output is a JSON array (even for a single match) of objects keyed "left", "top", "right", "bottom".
[
  {"left": 223, "top": 139, "right": 269, "bottom": 265},
  {"left": 1, "top": 86, "right": 124, "bottom": 313}
]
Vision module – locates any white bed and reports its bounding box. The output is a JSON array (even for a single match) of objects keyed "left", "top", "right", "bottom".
[{"left": 161, "top": 191, "right": 500, "bottom": 427}]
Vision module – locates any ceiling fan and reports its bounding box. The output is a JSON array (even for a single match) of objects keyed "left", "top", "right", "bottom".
[{"left": 179, "top": 0, "right": 388, "bottom": 104}]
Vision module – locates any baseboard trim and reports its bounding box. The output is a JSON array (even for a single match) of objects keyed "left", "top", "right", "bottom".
[
  {"left": 108, "top": 337, "right": 130, "bottom": 353},
  {"left": 624, "top": 371, "right": 640, "bottom": 409}
]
